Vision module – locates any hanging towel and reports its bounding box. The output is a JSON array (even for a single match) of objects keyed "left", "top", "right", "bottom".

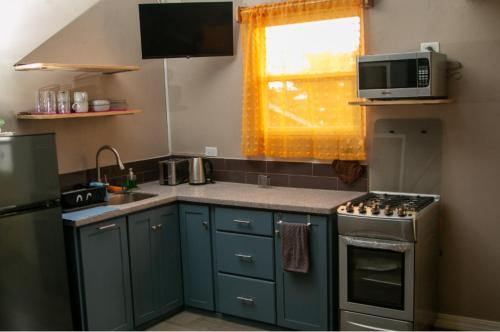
[{"left": 281, "top": 222, "right": 310, "bottom": 273}]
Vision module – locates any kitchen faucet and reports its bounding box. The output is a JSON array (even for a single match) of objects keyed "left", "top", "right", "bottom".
[{"left": 95, "top": 145, "right": 125, "bottom": 183}]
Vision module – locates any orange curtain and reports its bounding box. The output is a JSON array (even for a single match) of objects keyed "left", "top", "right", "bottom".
[{"left": 241, "top": 0, "right": 366, "bottom": 160}]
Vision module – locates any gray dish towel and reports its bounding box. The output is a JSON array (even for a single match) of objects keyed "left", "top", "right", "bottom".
[{"left": 280, "top": 222, "right": 310, "bottom": 273}]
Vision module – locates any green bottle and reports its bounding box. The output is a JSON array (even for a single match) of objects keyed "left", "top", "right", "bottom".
[{"left": 126, "top": 168, "right": 137, "bottom": 189}]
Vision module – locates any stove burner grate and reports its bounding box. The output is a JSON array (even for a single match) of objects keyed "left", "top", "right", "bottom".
[{"left": 351, "top": 193, "right": 435, "bottom": 212}]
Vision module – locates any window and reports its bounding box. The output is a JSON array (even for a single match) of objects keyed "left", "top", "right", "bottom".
[{"left": 240, "top": 0, "right": 366, "bottom": 160}]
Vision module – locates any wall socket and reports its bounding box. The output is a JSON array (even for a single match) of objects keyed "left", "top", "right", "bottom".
[
  {"left": 205, "top": 146, "right": 218, "bottom": 157},
  {"left": 420, "top": 41, "right": 440, "bottom": 52}
]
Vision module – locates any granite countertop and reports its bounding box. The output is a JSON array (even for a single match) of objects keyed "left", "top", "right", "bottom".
[{"left": 64, "top": 181, "right": 366, "bottom": 227}]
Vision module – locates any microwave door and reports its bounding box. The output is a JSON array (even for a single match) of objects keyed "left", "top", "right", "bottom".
[
  {"left": 359, "top": 61, "right": 390, "bottom": 90},
  {"left": 358, "top": 54, "right": 421, "bottom": 99}
]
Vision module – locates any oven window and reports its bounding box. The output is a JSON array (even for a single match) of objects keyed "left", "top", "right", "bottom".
[{"left": 347, "top": 246, "right": 405, "bottom": 310}]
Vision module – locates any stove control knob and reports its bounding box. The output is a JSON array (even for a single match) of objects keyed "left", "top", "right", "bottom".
[
  {"left": 384, "top": 206, "right": 393, "bottom": 216},
  {"left": 345, "top": 202, "right": 354, "bottom": 213},
  {"left": 358, "top": 203, "right": 366, "bottom": 214},
  {"left": 397, "top": 207, "right": 406, "bottom": 217},
  {"left": 371, "top": 204, "right": 380, "bottom": 215}
]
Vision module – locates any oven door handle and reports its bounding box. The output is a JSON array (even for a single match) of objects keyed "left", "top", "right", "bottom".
[
  {"left": 348, "top": 321, "right": 388, "bottom": 331},
  {"left": 342, "top": 236, "right": 413, "bottom": 253}
]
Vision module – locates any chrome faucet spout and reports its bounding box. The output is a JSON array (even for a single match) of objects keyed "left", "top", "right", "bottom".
[{"left": 96, "top": 145, "right": 125, "bottom": 183}]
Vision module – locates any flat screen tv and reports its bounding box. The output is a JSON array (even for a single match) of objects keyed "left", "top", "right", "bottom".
[{"left": 139, "top": 2, "right": 234, "bottom": 59}]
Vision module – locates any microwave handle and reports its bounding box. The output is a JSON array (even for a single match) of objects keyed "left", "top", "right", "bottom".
[{"left": 341, "top": 236, "right": 412, "bottom": 253}]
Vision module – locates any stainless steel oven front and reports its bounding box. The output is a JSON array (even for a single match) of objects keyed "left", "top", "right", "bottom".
[{"left": 339, "top": 235, "right": 414, "bottom": 322}]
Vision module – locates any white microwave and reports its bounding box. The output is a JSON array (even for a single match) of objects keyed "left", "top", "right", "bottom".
[{"left": 357, "top": 51, "right": 447, "bottom": 99}]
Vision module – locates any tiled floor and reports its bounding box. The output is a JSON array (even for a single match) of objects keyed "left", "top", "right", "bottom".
[{"left": 148, "top": 310, "right": 264, "bottom": 331}]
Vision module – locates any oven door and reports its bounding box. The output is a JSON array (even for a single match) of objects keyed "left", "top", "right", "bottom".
[{"left": 339, "top": 235, "right": 414, "bottom": 322}]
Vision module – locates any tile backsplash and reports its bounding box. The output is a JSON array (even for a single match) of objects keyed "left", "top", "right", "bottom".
[
  {"left": 209, "top": 158, "right": 368, "bottom": 192},
  {"left": 59, "top": 156, "right": 368, "bottom": 192}
]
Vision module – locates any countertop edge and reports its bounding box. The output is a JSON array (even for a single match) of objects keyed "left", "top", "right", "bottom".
[{"left": 64, "top": 183, "right": 365, "bottom": 228}]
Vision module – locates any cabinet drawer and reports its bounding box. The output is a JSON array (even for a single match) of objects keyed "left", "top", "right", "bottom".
[
  {"left": 216, "top": 232, "right": 274, "bottom": 280},
  {"left": 218, "top": 273, "right": 276, "bottom": 324},
  {"left": 215, "top": 207, "right": 273, "bottom": 236}
]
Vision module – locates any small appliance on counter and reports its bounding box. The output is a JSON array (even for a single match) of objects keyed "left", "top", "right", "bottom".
[
  {"left": 357, "top": 51, "right": 447, "bottom": 99},
  {"left": 61, "top": 185, "right": 108, "bottom": 212},
  {"left": 189, "top": 157, "right": 214, "bottom": 185},
  {"left": 159, "top": 158, "right": 189, "bottom": 185}
]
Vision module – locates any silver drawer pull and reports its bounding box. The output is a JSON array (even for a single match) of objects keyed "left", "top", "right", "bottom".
[
  {"left": 235, "top": 253, "right": 253, "bottom": 261},
  {"left": 97, "top": 224, "right": 116, "bottom": 230},
  {"left": 237, "top": 296, "right": 254, "bottom": 304},
  {"left": 152, "top": 225, "right": 157, "bottom": 230},
  {"left": 234, "top": 219, "right": 251, "bottom": 225}
]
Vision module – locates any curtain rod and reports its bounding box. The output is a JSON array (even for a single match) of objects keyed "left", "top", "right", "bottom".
[{"left": 236, "top": 0, "right": 373, "bottom": 23}]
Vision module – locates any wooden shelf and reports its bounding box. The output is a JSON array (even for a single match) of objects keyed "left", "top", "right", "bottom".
[
  {"left": 13, "top": 63, "right": 140, "bottom": 75},
  {"left": 17, "top": 109, "right": 142, "bottom": 120},
  {"left": 349, "top": 99, "right": 453, "bottom": 106}
]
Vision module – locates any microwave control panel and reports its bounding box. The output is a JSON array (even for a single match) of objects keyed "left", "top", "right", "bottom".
[{"left": 417, "top": 58, "right": 430, "bottom": 87}]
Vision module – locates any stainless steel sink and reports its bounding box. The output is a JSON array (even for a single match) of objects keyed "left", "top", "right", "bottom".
[{"left": 107, "top": 192, "right": 157, "bottom": 205}]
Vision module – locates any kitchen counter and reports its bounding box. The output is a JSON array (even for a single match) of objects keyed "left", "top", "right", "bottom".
[{"left": 64, "top": 181, "right": 365, "bottom": 227}]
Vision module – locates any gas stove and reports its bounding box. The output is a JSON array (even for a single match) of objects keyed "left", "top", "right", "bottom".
[
  {"left": 337, "top": 191, "right": 440, "bottom": 242},
  {"left": 337, "top": 191, "right": 438, "bottom": 220}
]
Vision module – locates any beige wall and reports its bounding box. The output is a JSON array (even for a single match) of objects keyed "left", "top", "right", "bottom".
[
  {"left": 167, "top": 0, "right": 500, "bottom": 322},
  {"left": 0, "top": 0, "right": 169, "bottom": 174}
]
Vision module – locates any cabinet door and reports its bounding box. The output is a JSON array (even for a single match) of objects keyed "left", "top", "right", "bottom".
[
  {"left": 155, "top": 205, "right": 183, "bottom": 316},
  {"left": 128, "top": 205, "right": 183, "bottom": 327},
  {"left": 274, "top": 213, "right": 329, "bottom": 331},
  {"left": 179, "top": 204, "right": 214, "bottom": 310},
  {"left": 79, "top": 218, "right": 133, "bottom": 331},
  {"left": 128, "top": 209, "right": 157, "bottom": 326}
]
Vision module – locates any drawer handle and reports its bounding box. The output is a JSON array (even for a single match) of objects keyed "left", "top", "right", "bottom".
[
  {"left": 202, "top": 221, "right": 209, "bottom": 230},
  {"left": 151, "top": 224, "right": 162, "bottom": 230},
  {"left": 235, "top": 253, "right": 253, "bottom": 262},
  {"left": 234, "top": 219, "right": 251, "bottom": 225},
  {"left": 97, "top": 224, "right": 116, "bottom": 230},
  {"left": 237, "top": 296, "right": 254, "bottom": 304}
]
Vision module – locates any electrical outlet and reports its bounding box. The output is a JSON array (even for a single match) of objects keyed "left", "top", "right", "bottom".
[
  {"left": 420, "top": 41, "right": 440, "bottom": 52},
  {"left": 205, "top": 146, "right": 218, "bottom": 157}
]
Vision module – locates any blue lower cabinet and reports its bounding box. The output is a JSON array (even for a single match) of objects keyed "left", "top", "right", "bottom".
[
  {"left": 215, "top": 207, "right": 274, "bottom": 236},
  {"left": 128, "top": 205, "right": 183, "bottom": 327},
  {"left": 79, "top": 217, "right": 133, "bottom": 331},
  {"left": 217, "top": 273, "right": 276, "bottom": 324},
  {"left": 179, "top": 204, "right": 214, "bottom": 310},
  {"left": 215, "top": 231, "right": 275, "bottom": 280},
  {"left": 274, "top": 213, "right": 329, "bottom": 331}
]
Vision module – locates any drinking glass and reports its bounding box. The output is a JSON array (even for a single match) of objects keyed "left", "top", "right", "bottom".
[
  {"left": 57, "top": 89, "right": 71, "bottom": 114},
  {"left": 39, "top": 90, "right": 57, "bottom": 113}
]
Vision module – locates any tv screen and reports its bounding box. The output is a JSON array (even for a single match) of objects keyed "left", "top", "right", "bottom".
[{"left": 139, "top": 2, "right": 234, "bottom": 59}]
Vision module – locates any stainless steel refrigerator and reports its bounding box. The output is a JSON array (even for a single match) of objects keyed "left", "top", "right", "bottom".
[{"left": 0, "top": 133, "right": 73, "bottom": 330}]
